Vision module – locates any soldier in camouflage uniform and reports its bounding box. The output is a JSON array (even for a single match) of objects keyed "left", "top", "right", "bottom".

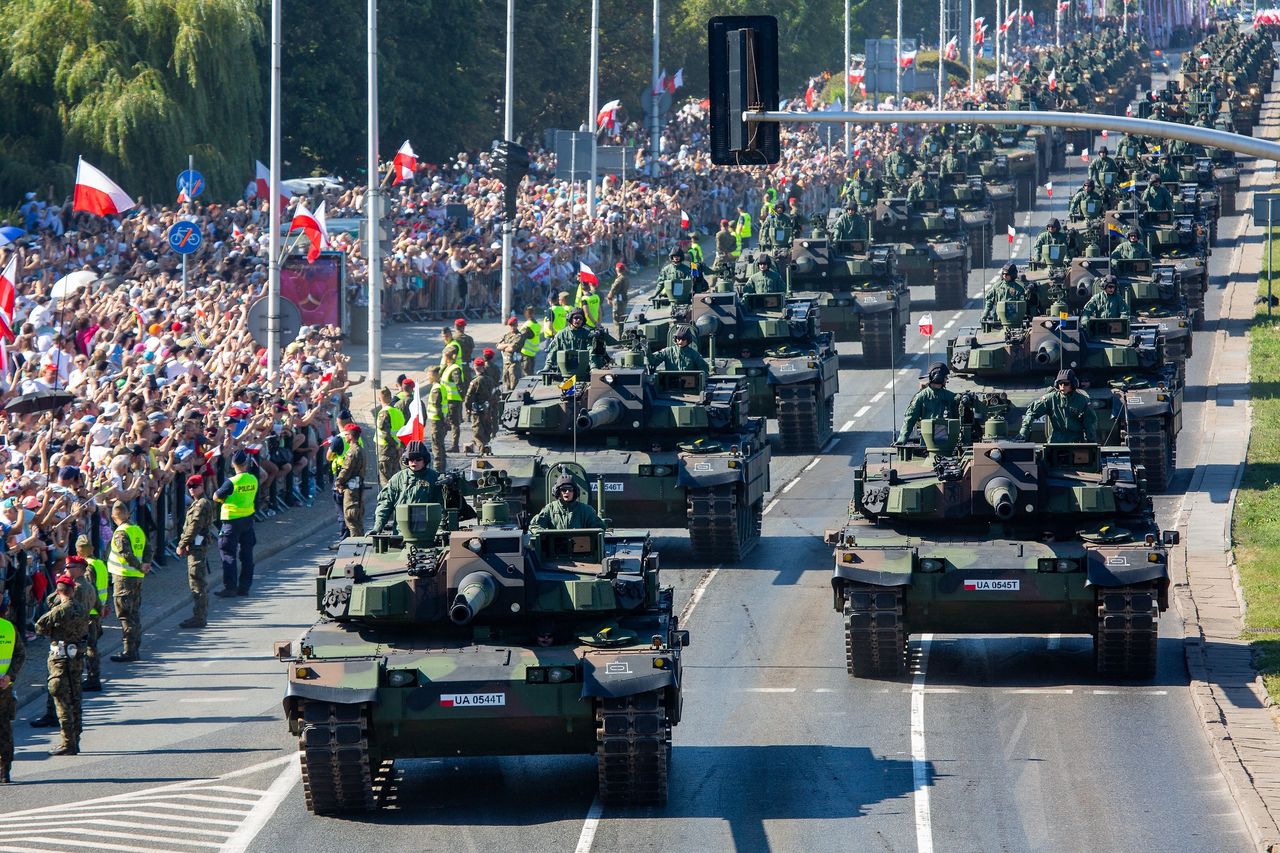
[
  {"left": 464, "top": 358, "right": 497, "bottom": 454},
  {"left": 177, "top": 475, "right": 217, "bottom": 629},
  {"left": 529, "top": 476, "right": 606, "bottom": 532},
  {"left": 655, "top": 250, "right": 696, "bottom": 305},
  {"left": 481, "top": 348, "right": 504, "bottom": 415},
  {"left": 0, "top": 591, "right": 26, "bottom": 782},
  {"left": 335, "top": 424, "right": 368, "bottom": 537},
  {"left": 1081, "top": 275, "right": 1130, "bottom": 320},
  {"left": 375, "top": 387, "right": 403, "bottom": 486},
  {"left": 36, "top": 575, "right": 89, "bottom": 755},
  {"left": 372, "top": 442, "right": 443, "bottom": 534},
  {"left": 647, "top": 327, "right": 710, "bottom": 373},
  {"left": 75, "top": 535, "right": 107, "bottom": 692},
  {"left": 107, "top": 501, "right": 150, "bottom": 663},
  {"left": 983, "top": 264, "right": 1027, "bottom": 324},
  {"left": 898, "top": 362, "right": 960, "bottom": 443},
  {"left": 1018, "top": 369, "right": 1098, "bottom": 443},
  {"left": 496, "top": 318, "right": 529, "bottom": 390}
]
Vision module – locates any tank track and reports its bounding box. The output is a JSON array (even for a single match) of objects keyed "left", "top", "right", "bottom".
[
  {"left": 966, "top": 225, "right": 993, "bottom": 270},
  {"left": 298, "top": 701, "right": 391, "bottom": 815},
  {"left": 860, "top": 309, "right": 904, "bottom": 370},
  {"left": 596, "top": 690, "right": 671, "bottom": 806},
  {"left": 991, "top": 195, "right": 1016, "bottom": 233},
  {"left": 1127, "top": 416, "right": 1174, "bottom": 492},
  {"left": 687, "top": 484, "right": 762, "bottom": 562},
  {"left": 775, "top": 382, "right": 834, "bottom": 453},
  {"left": 933, "top": 257, "right": 969, "bottom": 310},
  {"left": 1094, "top": 584, "right": 1160, "bottom": 679},
  {"left": 843, "top": 585, "right": 908, "bottom": 678}
]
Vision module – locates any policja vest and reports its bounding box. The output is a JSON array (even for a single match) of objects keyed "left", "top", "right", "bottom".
[
  {"left": 220, "top": 472, "right": 259, "bottom": 520},
  {"left": 549, "top": 305, "right": 569, "bottom": 334},
  {"left": 687, "top": 243, "right": 704, "bottom": 266},
  {"left": 440, "top": 363, "right": 464, "bottom": 404},
  {"left": 579, "top": 291, "right": 602, "bottom": 328},
  {"left": 88, "top": 557, "right": 108, "bottom": 617},
  {"left": 107, "top": 523, "right": 147, "bottom": 579},
  {"left": 520, "top": 320, "right": 542, "bottom": 358},
  {"left": 377, "top": 406, "right": 405, "bottom": 449},
  {"left": 0, "top": 617, "right": 14, "bottom": 677}
]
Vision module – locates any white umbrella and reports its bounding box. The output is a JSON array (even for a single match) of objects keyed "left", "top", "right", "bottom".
[{"left": 50, "top": 270, "right": 98, "bottom": 300}]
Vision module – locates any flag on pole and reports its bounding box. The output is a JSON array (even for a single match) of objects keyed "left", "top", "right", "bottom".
[
  {"left": 289, "top": 201, "right": 329, "bottom": 263},
  {"left": 899, "top": 49, "right": 918, "bottom": 69},
  {"left": 680, "top": 209, "right": 690, "bottom": 229},
  {"left": 596, "top": 99, "right": 621, "bottom": 130},
  {"left": 0, "top": 255, "right": 15, "bottom": 342},
  {"left": 918, "top": 313, "right": 934, "bottom": 336},
  {"left": 396, "top": 383, "right": 426, "bottom": 445},
  {"left": 578, "top": 262, "right": 599, "bottom": 286},
  {"left": 1047, "top": 68, "right": 1058, "bottom": 91},
  {"left": 849, "top": 68, "right": 865, "bottom": 87},
  {"left": 1080, "top": 147, "right": 1090, "bottom": 163},
  {"left": 1057, "top": 1, "right": 1069, "bottom": 9},
  {"left": 72, "top": 158, "right": 136, "bottom": 217},
  {"left": 655, "top": 68, "right": 668, "bottom": 95},
  {"left": 391, "top": 140, "right": 418, "bottom": 185},
  {"left": 1025, "top": 9, "right": 1035, "bottom": 25},
  {"left": 254, "top": 160, "right": 291, "bottom": 210},
  {"left": 1007, "top": 225, "right": 1016, "bottom": 244},
  {"left": 1045, "top": 181, "right": 1053, "bottom": 198},
  {"left": 804, "top": 78, "right": 817, "bottom": 109},
  {"left": 177, "top": 187, "right": 190, "bottom": 204},
  {"left": 944, "top": 35, "right": 959, "bottom": 60},
  {"left": 232, "top": 222, "right": 244, "bottom": 240},
  {"left": 672, "top": 68, "right": 684, "bottom": 90},
  {"left": 1101, "top": 129, "right": 1109, "bottom": 139}
]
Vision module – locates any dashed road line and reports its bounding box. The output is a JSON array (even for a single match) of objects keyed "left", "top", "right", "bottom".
[
  {"left": 762, "top": 498, "right": 780, "bottom": 515},
  {"left": 804, "top": 458, "right": 821, "bottom": 472},
  {"left": 870, "top": 391, "right": 885, "bottom": 403},
  {"left": 781, "top": 479, "right": 800, "bottom": 494},
  {"left": 854, "top": 405, "right": 871, "bottom": 418},
  {"left": 839, "top": 419, "right": 855, "bottom": 432},
  {"left": 912, "top": 634, "right": 936, "bottom": 853}
]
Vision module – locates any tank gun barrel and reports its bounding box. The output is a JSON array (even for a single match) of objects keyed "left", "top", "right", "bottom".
[
  {"left": 576, "top": 396, "right": 623, "bottom": 431},
  {"left": 1034, "top": 339, "right": 1061, "bottom": 366},
  {"left": 984, "top": 477, "right": 1018, "bottom": 520},
  {"left": 449, "top": 571, "right": 497, "bottom": 625}
]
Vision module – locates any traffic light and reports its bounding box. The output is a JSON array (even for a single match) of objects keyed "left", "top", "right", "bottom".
[
  {"left": 708, "top": 16, "right": 780, "bottom": 166},
  {"left": 492, "top": 140, "right": 530, "bottom": 222}
]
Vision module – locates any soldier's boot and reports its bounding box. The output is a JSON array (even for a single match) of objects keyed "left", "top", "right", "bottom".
[
  {"left": 109, "top": 651, "right": 139, "bottom": 663},
  {"left": 83, "top": 676, "right": 103, "bottom": 692},
  {"left": 179, "top": 617, "right": 206, "bottom": 629},
  {"left": 49, "top": 742, "right": 77, "bottom": 756},
  {"left": 0, "top": 764, "right": 10, "bottom": 783},
  {"left": 31, "top": 695, "right": 57, "bottom": 727}
]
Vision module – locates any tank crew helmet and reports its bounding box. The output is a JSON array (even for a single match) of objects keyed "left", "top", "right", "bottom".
[
  {"left": 567, "top": 308, "right": 587, "bottom": 325},
  {"left": 1127, "top": 228, "right": 1141, "bottom": 240},
  {"left": 1149, "top": 172, "right": 1162, "bottom": 184},
  {"left": 403, "top": 440, "right": 429, "bottom": 464},
  {"left": 1002, "top": 262, "right": 1018, "bottom": 279},
  {"left": 1055, "top": 368, "right": 1080, "bottom": 390},
  {"left": 1098, "top": 146, "right": 1109, "bottom": 156},
  {"left": 1102, "top": 275, "right": 1118, "bottom": 289},
  {"left": 927, "top": 361, "right": 949, "bottom": 385},
  {"left": 673, "top": 327, "right": 694, "bottom": 343},
  {"left": 670, "top": 249, "right": 684, "bottom": 262},
  {"left": 1047, "top": 218, "right": 1061, "bottom": 230},
  {"left": 553, "top": 475, "right": 579, "bottom": 499},
  {"left": 756, "top": 254, "right": 772, "bottom": 268}
]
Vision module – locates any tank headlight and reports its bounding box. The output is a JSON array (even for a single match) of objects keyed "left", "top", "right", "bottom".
[
  {"left": 604, "top": 374, "right": 615, "bottom": 384},
  {"left": 387, "top": 670, "right": 416, "bottom": 687},
  {"left": 510, "top": 602, "right": 521, "bottom": 613},
  {"left": 919, "top": 558, "right": 943, "bottom": 572},
  {"left": 1055, "top": 559, "right": 1074, "bottom": 572},
  {"left": 466, "top": 537, "right": 483, "bottom": 554},
  {"left": 294, "top": 666, "right": 314, "bottom": 679},
  {"left": 841, "top": 552, "right": 855, "bottom": 563},
  {"left": 548, "top": 666, "right": 575, "bottom": 682},
  {"left": 526, "top": 667, "right": 548, "bottom": 683},
  {"left": 652, "top": 658, "right": 669, "bottom": 670},
  {"left": 1148, "top": 552, "right": 1162, "bottom": 563}
]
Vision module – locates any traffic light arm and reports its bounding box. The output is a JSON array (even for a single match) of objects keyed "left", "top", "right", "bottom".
[{"left": 742, "top": 109, "right": 1280, "bottom": 162}]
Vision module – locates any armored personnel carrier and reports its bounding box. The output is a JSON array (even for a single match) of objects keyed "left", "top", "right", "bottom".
[
  {"left": 946, "top": 313, "right": 1183, "bottom": 490},
  {"left": 872, "top": 197, "right": 970, "bottom": 309},
  {"left": 480, "top": 351, "right": 771, "bottom": 561},
  {"left": 626, "top": 285, "right": 840, "bottom": 451},
  {"left": 829, "top": 436, "right": 1175, "bottom": 679},
  {"left": 276, "top": 471, "right": 688, "bottom": 813}
]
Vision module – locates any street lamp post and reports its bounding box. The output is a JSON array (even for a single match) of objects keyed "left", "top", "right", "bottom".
[
  {"left": 267, "top": 0, "right": 282, "bottom": 378},
  {"left": 587, "top": 0, "right": 599, "bottom": 218},
  {"left": 367, "top": 0, "right": 382, "bottom": 393},
  {"left": 896, "top": 0, "right": 903, "bottom": 105},
  {"left": 500, "top": 0, "right": 515, "bottom": 321},
  {"left": 651, "top": 0, "right": 661, "bottom": 177},
  {"left": 845, "top": 0, "right": 851, "bottom": 155},
  {"left": 938, "top": 0, "right": 946, "bottom": 106}
]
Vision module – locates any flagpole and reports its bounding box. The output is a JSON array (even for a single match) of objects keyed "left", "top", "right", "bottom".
[
  {"left": 844, "top": 0, "right": 851, "bottom": 156},
  {"left": 995, "top": 0, "right": 1002, "bottom": 91},
  {"left": 896, "top": 0, "right": 903, "bottom": 106},
  {"left": 367, "top": 0, "right": 383, "bottom": 394},
  {"left": 182, "top": 153, "right": 192, "bottom": 294},
  {"left": 500, "top": 0, "right": 515, "bottom": 322},
  {"left": 970, "top": 7, "right": 977, "bottom": 93},
  {"left": 267, "top": 0, "right": 282, "bottom": 379},
  {"left": 587, "top": 0, "right": 599, "bottom": 219},
  {"left": 650, "top": 0, "right": 661, "bottom": 178},
  {"left": 937, "top": 0, "right": 946, "bottom": 107}
]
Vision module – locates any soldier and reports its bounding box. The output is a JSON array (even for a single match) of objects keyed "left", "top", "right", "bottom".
[
  {"left": 545, "top": 308, "right": 614, "bottom": 363},
  {"left": 425, "top": 365, "right": 450, "bottom": 474},
  {"left": 440, "top": 347, "right": 465, "bottom": 454},
  {"left": 372, "top": 441, "right": 443, "bottom": 534},
  {"left": 647, "top": 327, "right": 710, "bottom": 373},
  {"left": 967, "top": 125, "right": 994, "bottom": 155},
  {"left": 106, "top": 501, "right": 150, "bottom": 662},
  {"left": 898, "top": 362, "right": 959, "bottom": 443},
  {"left": 743, "top": 254, "right": 786, "bottom": 295},
  {"left": 759, "top": 205, "right": 793, "bottom": 252},
  {"left": 983, "top": 263, "right": 1027, "bottom": 323},
  {"left": 75, "top": 535, "right": 107, "bottom": 693},
  {"left": 375, "top": 387, "right": 405, "bottom": 486},
  {"left": 497, "top": 318, "right": 529, "bottom": 390},
  {"left": 213, "top": 451, "right": 258, "bottom": 598},
  {"left": 714, "top": 219, "right": 737, "bottom": 266},
  {"left": 884, "top": 140, "right": 918, "bottom": 183},
  {"left": 833, "top": 202, "right": 867, "bottom": 243},
  {"left": 177, "top": 475, "right": 216, "bottom": 629},
  {"left": 1033, "top": 218, "right": 1071, "bottom": 266},
  {"left": 452, "top": 318, "right": 476, "bottom": 372},
  {"left": 1156, "top": 153, "right": 1182, "bottom": 185},
  {"left": 787, "top": 196, "right": 807, "bottom": 238},
  {"left": 606, "top": 263, "right": 631, "bottom": 331},
  {"left": 656, "top": 249, "right": 695, "bottom": 306},
  {"left": 0, "top": 591, "right": 24, "bottom": 782},
  {"left": 906, "top": 172, "right": 940, "bottom": 205},
  {"left": 1018, "top": 369, "right": 1098, "bottom": 443},
  {"left": 1111, "top": 228, "right": 1152, "bottom": 260},
  {"left": 1081, "top": 275, "right": 1130, "bottom": 320},
  {"left": 529, "top": 476, "right": 606, "bottom": 532},
  {"left": 335, "top": 424, "right": 367, "bottom": 538},
  {"left": 464, "top": 357, "right": 497, "bottom": 454},
  {"left": 1141, "top": 174, "right": 1174, "bottom": 212},
  {"left": 482, "top": 348, "right": 503, "bottom": 410},
  {"left": 544, "top": 291, "right": 573, "bottom": 339},
  {"left": 941, "top": 142, "right": 967, "bottom": 177},
  {"left": 1087, "top": 146, "right": 1122, "bottom": 190},
  {"left": 1069, "top": 178, "right": 1105, "bottom": 220},
  {"left": 35, "top": 574, "right": 88, "bottom": 755}
]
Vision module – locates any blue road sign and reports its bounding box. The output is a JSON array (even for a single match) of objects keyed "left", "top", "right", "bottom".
[
  {"left": 168, "top": 221, "right": 202, "bottom": 255},
  {"left": 177, "top": 169, "right": 205, "bottom": 199}
]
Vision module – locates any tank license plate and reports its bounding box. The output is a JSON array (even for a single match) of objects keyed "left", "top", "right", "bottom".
[
  {"left": 439, "top": 693, "right": 506, "bottom": 708},
  {"left": 589, "top": 482, "right": 624, "bottom": 492},
  {"left": 962, "top": 579, "right": 1020, "bottom": 591}
]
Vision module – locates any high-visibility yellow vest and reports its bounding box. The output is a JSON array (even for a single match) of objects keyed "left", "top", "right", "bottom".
[
  {"left": 0, "top": 617, "right": 14, "bottom": 678},
  {"left": 520, "top": 320, "right": 542, "bottom": 357},
  {"left": 737, "top": 211, "right": 753, "bottom": 238},
  {"left": 376, "top": 406, "right": 405, "bottom": 448},
  {"left": 579, "top": 292, "right": 602, "bottom": 327},
  {"left": 426, "top": 382, "right": 446, "bottom": 420},
  {"left": 439, "top": 340, "right": 461, "bottom": 369},
  {"left": 687, "top": 243, "right": 704, "bottom": 265},
  {"left": 550, "top": 305, "right": 569, "bottom": 334},
  {"left": 88, "top": 557, "right": 108, "bottom": 616},
  {"left": 440, "top": 364, "right": 463, "bottom": 402},
  {"left": 107, "top": 523, "right": 147, "bottom": 579},
  {"left": 220, "top": 472, "right": 259, "bottom": 520}
]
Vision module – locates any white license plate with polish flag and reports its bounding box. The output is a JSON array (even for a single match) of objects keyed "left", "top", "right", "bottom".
[
  {"left": 439, "top": 693, "right": 506, "bottom": 708},
  {"left": 962, "top": 579, "right": 1020, "bottom": 591}
]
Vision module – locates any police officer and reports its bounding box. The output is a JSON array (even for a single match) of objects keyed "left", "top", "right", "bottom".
[
  {"left": 529, "top": 476, "right": 606, "bottom": 532},
  {"left": 1111, "top": 228, "right": 1152, "bottom": 260},
  {"left": 1033, "top": 218, "right": 1071, "bottom": 265},
  {"left": 375, "top": 387, "right": 406, "bottom": 486},
  {"left": 0, "top": 591, "right": 23, "bottom": 782},
  {"left": 734, "top": 205, "right": 753, "bottom": 252},
  {"left": 213, "top": 451, "right": 258, "bottom": 598},
  {"left": 983, "top": 264, "right": 1027, "bottom": 323},
  {"left": 606, "top": 263, "right": 630, "bottom": 332},
  {"left": 656, "top": 249, "right": 695, "bottom": 305},
  {"left": 1081, "top": 275, "right": 1130, "bottom": 320},
  {"left": 36, "top": 574, "right": 87, "bottom": 756},
  {"left": 75, "top": 535, "right": 106, "bottom": 692},
  {"left": 1142, "top": 173, "right": 1174, "bottom": 211},
  {"left": 744, "top": 254, "right": 786, "bottom": 295},
  {"left": 464, "top": 358, "right": 497, "bottom": 454},
  {"left": 647, "top": 327, "right": 711, "bottom": 373},
  {"left": 1070, "top": 179, "right": 1105, "bottom": 220},
  {"left": 373, "top": 441, "right": 444, "bottom": 534},
  {"left": 898, "top": 362, "right": 960, "bottom": 443},
  {"left": 440, "top": 348, "right": 466, "bottom": 454},
  {"left": 520, "top": 305, "right": 543, "bottom": 373},
  {"left": 176, "top": 475, "right": 216, "bottom": 629},
  {"left": 425, "top": 365, "right": 450, "bottom": 474},
  {"left": 107, "top": 501, "right": 149, "bottom": 662},
  {"left": 1018, "top": 369, "right": 1098, "bottom": 442},
  {"left": 576, "top": 279, "right": 603, "bottom": 328},
  {"left": 544, "top": 291, "right": 572, "bottom": 339},
  {"left": 335, "top": 424, "right": 367, "bottom": 538}
]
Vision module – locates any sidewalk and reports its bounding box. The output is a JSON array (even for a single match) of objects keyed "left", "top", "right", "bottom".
[{"left": 1175, "top": 71, "right": 1280, "bottom": 852}]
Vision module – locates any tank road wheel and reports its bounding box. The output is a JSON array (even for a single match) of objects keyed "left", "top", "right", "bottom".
[
  {"left": 775, "top": 382, "right": 833, "bottom": 454},
  {"left": 1094, "top": 584, "right": 1160, "bottom": 679},
  {"left": 843, "top": 585, "right": 907, "bottom": 678},
  {"left": 688, "top": 484, "right": 760, "bottom": 562},
  {"left": 298, "top": 701, "right": 388, "bottom": 815},
  {"left": 596, "top": 690, "right": 671, "bottom": 806},
  {"left": 1127, "top": 418, "right": 1174, "bottom": 492},
  {"left": 861, "top": 310, "right": 902, "bottom": 370},
  {"left": 933, "top": 258, "right": 968, "bottom": 310}
]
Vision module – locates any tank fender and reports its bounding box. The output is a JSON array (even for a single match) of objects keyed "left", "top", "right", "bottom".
[
  {"left": 831, "top": 545, "right": 914, "bottom": 589},
  {"left": 855, "top": 291, "right": 897, "bottom": 315},
  {"left": 284, "top": 657, "right": 380, "bottom": 706},
  {"left": 764, "top": 358, "right": 821, "bottom": 386},
  {"left": 1085, "top": 549, "right": 1171, "bottom": 595},
  {"left": 677, "top": 456, "right": 745, "bottom": 488},
  {"left": 832, "top": 564, "right": 914, "bottom": 589},
  {"left": 581, "top": 653, "right": 678, "bottom": 699},
  {"left": 1121, "top": 392, "right": 1175, "bottom": 421}
]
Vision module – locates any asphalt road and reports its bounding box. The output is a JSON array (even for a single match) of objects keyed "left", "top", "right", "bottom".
[{"left": 0, "top": 125, "right": 1256, "bottom": 853}]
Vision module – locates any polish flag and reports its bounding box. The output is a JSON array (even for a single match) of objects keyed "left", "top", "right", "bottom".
[
  {"left": 0, "top": 255, "right": 15, "bottom": 342},
  {"left": 392, "top": 140, "right": 418, "bottom": 185},
  {"left": 1000, "top": 11, "right": 1016, "bottom": 32},
  {"left": 973, "top": 16, "right": 986, "bottom": 32},
  {"left": 578, "top": 262, "right": 599, "bottom": 286},
  {"left": 1045, "top": 181, "right": 1053, "bottom": 198},
  {"left": 1057, "top": 1, "right": 1069, "bottom": 10},
  {"left": 899, "top": 49, "right": 918, "bottom": 69},
  {"left": 72, "top": 158, "right": 136, "bottom": 217},
  {"left": 397, "top": 382, "right": 426, "bottom": 445},
  {"left": 1025, "top": 10, "right": 1035, "bottom": 26},
  {"left": 254, "top": 160, "right": 291, "bottom": 210},
  {"left": 943, "top": 36, "right": 959, "bottom": 61},
  {"left": 1199, "top": 53, "right": 1211, "bottom": 67},
  {"left": 849, "top": 68, "right": 865, "bottom": 87},
  {"left": 974, "top": 25, "right": 987, "bottom": 46},
  {"left": 1007, "top": 225, "right": 1016, "bottom": 244},
  {"left": 1048, "top": 68, "right": 1058, "bottom": 91},
  {"left": 918, "top": 313, "right": 934, "bottom": 336},
  {"left": 1080, "top": 148, "right": 1090, "bottom": 163},
  {"left": 671, "top": 68, "right": 684, "bottom": 91},
  {"left": 596, "top": 99, "right": 621, "bottom": 130},
  {"left": 680, "top": 209, "right": 690, "bottom": 229},
  {"left": 177, "top": 187, "right": 190, "bottom": 204},
  {"left": 804, "top": 78, "right": 816, "bottom": 110},
  {"left": 655, "top": 68, "right": 668, "bottom": 95},
  {"left": 290, "top": 200, "right": 329, "bottom": 263},
  {"left": 232, "top": 222, "right": 245, "bottom": 240},
  {"left": 1101, "top": 129, "right": 1109, "bottom": 139}
]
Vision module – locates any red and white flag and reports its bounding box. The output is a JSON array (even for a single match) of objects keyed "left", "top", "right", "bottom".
[
  {"left": 1101, "top": 129, "right": 1109, "bottom": 139},
  {"left": 1047, "top": 68, "right": 1058, "bottom": 91},
  {"left": 397, "top": 383, "right": 426, "bottom": 445},
  {"left": 899, "top": 49, "right": 918, "bottom": 69},
  {"left": 231, "top": 222, "right": 244, "bottom": 240},
  {"left": 849, "top": 68, "right": 865, "bottom": 87},
  {"left": 72, "top": 158, "right": 136, "bottom": 217},
  {"left": 0, "top": 255, "right": 15, "bottom": 342},
  {"left": 680, "top": 209, "right": 690, "bottom": 229},
  {"left": 1199, "top": 53, "right": 1212, "bottom": 67},
  {"left": 918, "top": 313, "right": 934, "bottom": 336},
  {"left": 392, "top": 140, "right": 417, "bottom": 185},
  {"left": 1024, "top": 9, "right": 1035, "bottom": 26},
  {"left": 671, "top": 68, "right": 684, "bottom": 91},
  {"left": 804, "top": 78, "right": 817, "bottom": 110},
  {"left": 655, "top": 68, "right": 668, "bottom": 95},
  {"left": 596, "top": 99, "right": 621, "bottom": 130},
  {"left": 1080, "top": 147, "right": 1090, "bottom": 163},
  {"left": 290, "top": 200, "right": 329, "bottom": 263},
  {"left": 943, "top": 36, "right": 959, "bottom": 61},
  {"left": 974, "top": 24, "right": 987, "bottom": 46},
  {"left": 177, "top": 187, "right": 190, "bottom": 204},
  {"left": 578, "top": 262, "right": 599, "bottom": 286},
  {"left": 254, "top": 160, "right": 291, "bottom": 210},
  {"left": 1007, "top": 225, "right": 1016, "bottom": 244},
  {"left": 1057, "top": 1, "right": 1069, "bottom": 10},
  {"left": 1045, "top": 181, "right": 1053, "bottom": 198}
]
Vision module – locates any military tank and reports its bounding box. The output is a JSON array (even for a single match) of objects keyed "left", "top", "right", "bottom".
[
  {"left": 276, "top": 469, "right": 687, "bottom": 813},
  {"left": 829, "top": 435, "right": 1176, "bottom": 680},
  {"left": 625, "top": 284, "right": 840, "bottom": 451},
  {"left": 941, "top": 173, "right": 997, "bottom": 269},
  {"left": 945, "top": 148, "right": 1017, "bottom": 232},
  {"left": 1141, "top": 207, "right": 1210, "bottom": 329},
  {"left": 946, "top": 312, "right": 1183, "bottom": 490},
  {"left": 872, "top": 197, "right": 970, "bottom": 309},
  {"left": 479, "top": 351, "right": 771, "bottom": 561},
  {"left": 784, "top": 221, "right": 911, "bottom": 368}
]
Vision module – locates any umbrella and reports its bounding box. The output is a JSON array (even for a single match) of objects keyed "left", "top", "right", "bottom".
[
  {"left": 50, "top": 270, "right": 98, "bottom": 300},
  {"left": 4, "top": 390, "right": 75, "bottom": 415},
  {"left": 0, "top": 226, "right": 24, "bottom": 248}
]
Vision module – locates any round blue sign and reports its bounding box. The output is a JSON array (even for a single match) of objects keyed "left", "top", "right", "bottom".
[
  {"left": 168, "top": 221, "right": 202, "bottom": 255},
  {"left": 176, "top": 169, "right": 205, "bottom": 199}
]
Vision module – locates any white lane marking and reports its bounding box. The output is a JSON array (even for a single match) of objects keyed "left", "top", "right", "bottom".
[
  {"left": 221, "top": 756, "right": 303, "bottom": 853},
  {"left": 0, "top": 838, "right": 164, "bottom": 852},
  {"left": 854, "top": 405, "right": 871, "bottom": 418},
  {"left": 179, "top": 697, "right": 242, "bottom": 704},
  {"left": 804, "top": 458, "right": 821, "bottom": 472},
  {"left": 574, "top": 798, "right": 604, "bottom": 853},
  {"left": 839, "top": 419, "right": 855, "bottom": 432},
  {"left": 782, "top": 479, "right": 800, "bottom": 494},
  {"left": 870, "top": 391, "right": 885, "bottom": 403},
  {"left": 0, "top": 828, "right": 223, "bottom": 848},
  {"left": 812, "top": 688, "right": 837, "bottom": 693},
  {"left": 943, "top": 320, "right": 955, "bottom": 329},
  {"left": 898, "top": 367, "right": 912, "bottom": 375},
  {"left": 763, "top": 498, "right": 780, "bottom": 515},
  {"left": 883, "top": 380, "right": 894, "bottom": 389},
  {"left": 740, "top": 687, "right": 798, "bottom": 693},
  {"left": 932, "top": 331, "right": 945, "bottom": 340},
  {"left": 922, "top": 687, "right": 964, "bottom": 694},
  {"left": 912, "top": 634, "right": 935, "bottom": 853},
  {"left": 951, "top": 311, "right": 963, "bottom": 320},
  {"left": 1005, "top": 688, "right": 1074, "bottom": 695},
  {"left": 679, "top": 566, "right": 721, "bottom": 624},
  {"left": 1047, "top": 633, "right": 1061, "bottom": 650}
]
